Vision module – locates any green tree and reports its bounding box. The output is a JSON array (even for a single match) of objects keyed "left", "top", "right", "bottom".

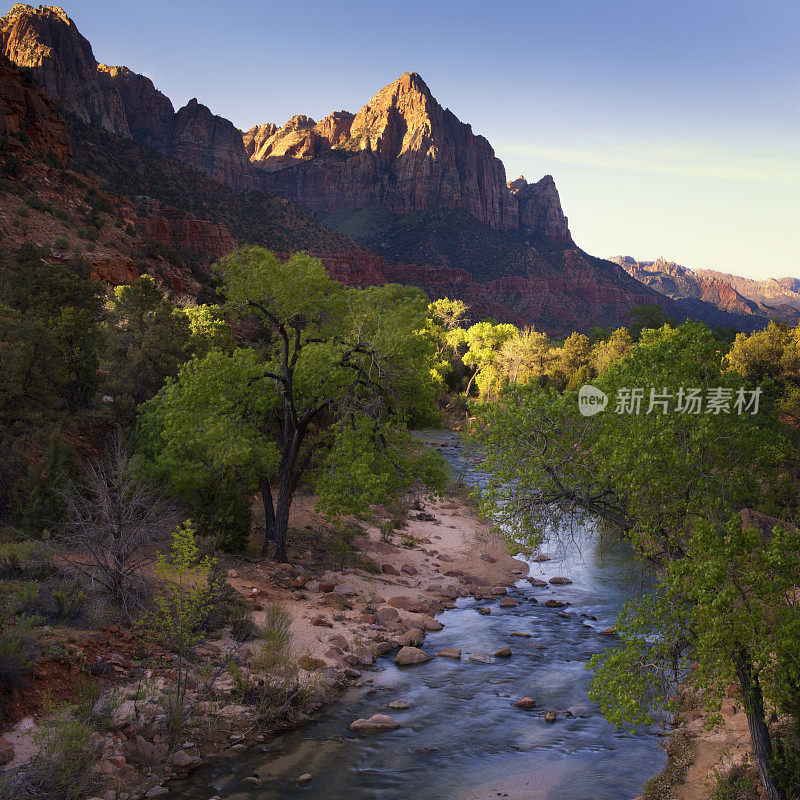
[
  {"left": 0, "top": 246, "right": 103, "bottom": 516},
  {"left": 627, "top": 303, "right": 673, "bottom": 340},
  {"left": 472, "top": 322, "right": 796, "bottom": 799},
  {"left": 591, "top": 327, "right": 633, "bottom": 374},
  {"left": 102, "top": 275, "right": 192, "bottom": 419},
  {"left": 456, "top": 320, "right": 518, "bottom": 397},
  {"left": 138, "top": 249, "right": 446, "bottom": 561}
]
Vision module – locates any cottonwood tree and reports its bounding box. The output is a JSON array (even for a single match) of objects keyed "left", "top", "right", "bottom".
[
  {"left": 471, "top": 322, "right": 798, "bottom": 800},
  {"left": 138, "top": 249, "right": 445, "bottom": 562}
]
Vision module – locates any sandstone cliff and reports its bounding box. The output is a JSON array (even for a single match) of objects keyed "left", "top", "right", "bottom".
[
  {"left": 249, "top": 73, "right": 572, "bottom": 242},
  {"left": 0, "top": 4, "right": 252, "bottom": 188},
  {"left": 0, "top": 50, "right": 69, "bottom": 161}
]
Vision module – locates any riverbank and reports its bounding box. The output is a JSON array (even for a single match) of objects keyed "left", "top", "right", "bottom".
[
  {"left": 0, "top": 490, "right": 526, "bottom": 798},
  {"left": 640, "top": 694, "right": 757, "bottom": 800}
]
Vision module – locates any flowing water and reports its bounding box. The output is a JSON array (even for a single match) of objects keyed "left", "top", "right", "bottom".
[{"left": 174, "top": 430, "right": 666, "bottom": 800}]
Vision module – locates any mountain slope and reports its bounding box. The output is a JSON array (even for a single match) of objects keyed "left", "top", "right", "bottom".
[
  {"left": 694, "top": 269, "right": 800, "bottom": 312},
  {"left": 612, "top": 256, "right": 799, "bottom": 326}
]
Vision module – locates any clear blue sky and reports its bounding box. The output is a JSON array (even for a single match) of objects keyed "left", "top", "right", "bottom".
[{"left": 45, "top": 0, "right": 800, "bottom": 279}]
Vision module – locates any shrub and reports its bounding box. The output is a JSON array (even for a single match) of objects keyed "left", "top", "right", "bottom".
[
  {"left": 0, "top": 695, "right": 102, "bottom": 800},
  {"left": 0, "top": 615, "right": 37, "bottom": 686},
  {"left": 710, "top": 765, "right": 759, "bottom": 800},
  {"left": 54, "top": 435, "right": 182, "bottom": 614},
  {"left": 188, "top": 476, "right": 252, "bottom": 552},
  {"left": 140, "top": 520, "right": 216, "bottom": 732},
  {"left": 53, "top": 236, "right": 69, "bottom": 251}
]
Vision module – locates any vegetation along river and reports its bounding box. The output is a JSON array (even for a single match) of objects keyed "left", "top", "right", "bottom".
[{"left": 174, "top": 430, "right": 667, "bottom": 800}]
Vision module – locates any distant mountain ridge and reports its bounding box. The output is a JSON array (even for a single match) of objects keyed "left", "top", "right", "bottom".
[{"left": 611, "top": 256, "right": 800, "bottom": 326}]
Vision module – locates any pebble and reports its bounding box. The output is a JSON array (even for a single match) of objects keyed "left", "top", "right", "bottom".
[
  {"left": 498, "top": 597, "right": 517, "bottom": 607},
  {"left": 510, "top": 631, "right": 531, "bottom": 638},
  {"left": 494, "top": 647, "right": 512, "bottom": 657},
  {"left": 438, "top": 648, "right": 462, "bottom": 659},
  {"left": 388, "top": 699, "right": 411, "bottom": 709},
  {"left": 515, "top": 697, "right": 537, "bottom": 709}
]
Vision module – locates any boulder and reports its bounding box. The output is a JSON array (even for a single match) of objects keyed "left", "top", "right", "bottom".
[
  {"left": 510, "top": 631, "right": 532, "bottom": 638},
  {"left": 545, "top": 710, "right": 558, "bottom": 722},
  {"left": 532, "top": 554, "right": 551, "bottom": 562},
  {"left": 598, "top": 627, "right": 618, "bottom": 636},
  {"left": 515, "top": 697, "right": 537, "bottom": 709},
  {"left": 499, "top": 597, "right": 517, "bottom": 608},
  {"left": 411, "top": 613, "right": 444, "bottom": 632},
  {"left": 398, "top": 628, "right": 425, "bottom": 647},
  {"left": 437, "top": 648, "right": 462, "bottom": 659},
  {"left": 375, "top": 606, "right": 401, "bottom": 626},
  {"left": 395, "top": 646, "right": 432, "bottom": 666},
  {"left": 544, "top": 599, "right": 566, "bottom": 608},
  {"left": 527, "top": 578, "right": 548, "bottom": 587},
  {"left": 319, "top": 580, "right": 337, "bottom": 593},
  {"left": 296, "top": 773, "right": 313, "bottom": 784},
  {"left": 348, "top": 714, "right": 401, "bottom": 733},
  {"left": 400, "top": 564, "right": 418, "bottom": 575},
  {"left": 381, "top": 563, "right": 401, "bottom": 576},
  {"left": 494, "top": 647, "right": 512, "bottom": 657},
  {"left": 388, "top": 699, "right": 411, "bottom": 710},
  {"left": 387, "top": 596, "right": 427, "bottom": 613},
  {"left": 549, "top": 577, "right": 573, "bottom": 585}
]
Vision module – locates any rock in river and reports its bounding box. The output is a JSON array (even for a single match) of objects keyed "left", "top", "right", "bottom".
[
  {"left": 395, "top": 646, "right": 432, "bottom": 666},
  {"left": 349, "top": 714, "right": 401, "bottom": 733}
]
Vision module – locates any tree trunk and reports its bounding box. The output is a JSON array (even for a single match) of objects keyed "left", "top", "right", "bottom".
[
  {"left": 272, "top": 466, "right": 293, "bottom": 563},
  {"left": 464, "top": 367, "right": 480, "bottom": 397},
  {"left": 734, "top": 648, "right": 786, "bottom": 800},
  {"left": 259, "top": 476, "right": 276, "bottom": 557}
]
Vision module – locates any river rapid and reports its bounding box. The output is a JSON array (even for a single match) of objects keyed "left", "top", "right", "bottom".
[{"left": 173, "top": 429, "right": 666, "bottom": 800}]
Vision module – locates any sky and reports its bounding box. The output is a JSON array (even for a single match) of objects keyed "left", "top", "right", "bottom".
[{"left": 37, "top": 0, "right": 800, "bottom": 280}]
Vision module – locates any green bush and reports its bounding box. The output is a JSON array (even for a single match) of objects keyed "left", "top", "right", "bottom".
[
  {"left": 710, "top": 765, "right": 758, "bottom": 800},
  {"left": 0, "top": 616, "right": 37, "bottom": 685},
  {"left": 0, "top": 696, "right": 101, "bottom": 800},
  {"left": 187, "top": 476, "right": 252, "bottom": 552}
]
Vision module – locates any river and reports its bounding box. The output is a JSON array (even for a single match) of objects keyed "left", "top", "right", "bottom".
[{"left": 172, "top": 429, "right": 666, "bottom": 800}]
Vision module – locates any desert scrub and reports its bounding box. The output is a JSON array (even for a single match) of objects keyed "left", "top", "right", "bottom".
[
  {"left": 231, "top": 608, "right": 316, "bottom": 727},
  {"left": 0, "top": 686, "right": 106, "bottom": 800},
  {"left": 640, "top": 735, "right": 694, "bottom": 800},
  {"left": 0, "top": 614, "right": 37, "bottom": 685},
  {"left": 710, "top": 764, "right": 759, "bottom": 800}
]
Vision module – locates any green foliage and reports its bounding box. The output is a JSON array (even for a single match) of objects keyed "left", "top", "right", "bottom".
[
  {"left": 141, "top": 520, "right": 216, "bottom": 730},
  {"left": 710, "top": 766, "right": 759, "bottom": 800},
  {"left": 472, "top": 321, "right": 798, "bottom": 797},
  {"left": 0, "top": 246, "right": 102, "bottom": 516},
  {"left": 628, "top": 303, "right": 673, "bottom": 340},
  {"left": 21, "top": 425, "right": 76, "bottom": 535},
  {"left": 139, "top": 249, "right": 446, "bottom": 560},
  {"left": 102, "top": 275, "right": 192, "bottom": 419},
  {"left": 0, "top": 693, "right": 103, "bottom": 800},
  {"left": 187, "top": 475, "right": 252, "bottom": 552},
  {"left": 0, "top": 615, "right": 37, "bottom": 685}
]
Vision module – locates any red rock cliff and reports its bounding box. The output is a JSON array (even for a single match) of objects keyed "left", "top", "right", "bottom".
[
  {"left": 0, "top": 4, "right": 253, "bottom": 189},
  {"left": 0, "top": 50, "right": 69, "bottom": 161}
]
